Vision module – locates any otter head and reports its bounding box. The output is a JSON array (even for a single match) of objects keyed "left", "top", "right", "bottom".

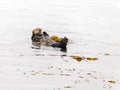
[
  {"left": 32, "top": 28, "right": 42, "bottom": 35},
  {"left": 31, "top": 27, "right": 42, "bottom": 42}
]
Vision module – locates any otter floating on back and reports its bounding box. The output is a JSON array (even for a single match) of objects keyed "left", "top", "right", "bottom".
[{"left": 31, "top": 27, "right": 68, "bottom": 52}]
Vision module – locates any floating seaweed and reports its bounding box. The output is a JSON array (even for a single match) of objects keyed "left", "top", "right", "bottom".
[
  {"left": 104, "top": 53, "right": 111, "bottom": 56},
  {"left": 51, "top": 35, "right": 62, "bottom": 42},
  {"left": 108, "top": 80, "right": 116, "bottom": 84},
  {"left": 71, "top": 56, "right": 83, "bottom": 62},
  {"left": 86, "top": 57, "right": 98, "bottom": 61}
]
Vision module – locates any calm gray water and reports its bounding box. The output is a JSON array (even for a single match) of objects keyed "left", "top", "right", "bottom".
[{"left": 0, "top": 0, "right": 120, "bottom": 57}]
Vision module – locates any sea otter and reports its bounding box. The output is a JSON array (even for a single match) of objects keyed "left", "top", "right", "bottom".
[{"left": 31, "top": 27, "right": 68, "bottom": 51}]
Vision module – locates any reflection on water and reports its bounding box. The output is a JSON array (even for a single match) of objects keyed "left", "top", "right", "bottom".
[
  {"left": 31, "top": 42, "right": 67, "bottom": 53},
  {"left": 31, "top": 42, "right": 41, "bottom": 49},
  {"left": 60, "top": 46, "right": 67, "bottom": 52}
]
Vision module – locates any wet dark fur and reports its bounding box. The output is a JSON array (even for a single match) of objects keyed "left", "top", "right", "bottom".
[
  {"left": 51, "top": 37, "right": 68, "bottom": 52},
  {"left": 51, "top": 37, "right": 68, "bottom": 48}
]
